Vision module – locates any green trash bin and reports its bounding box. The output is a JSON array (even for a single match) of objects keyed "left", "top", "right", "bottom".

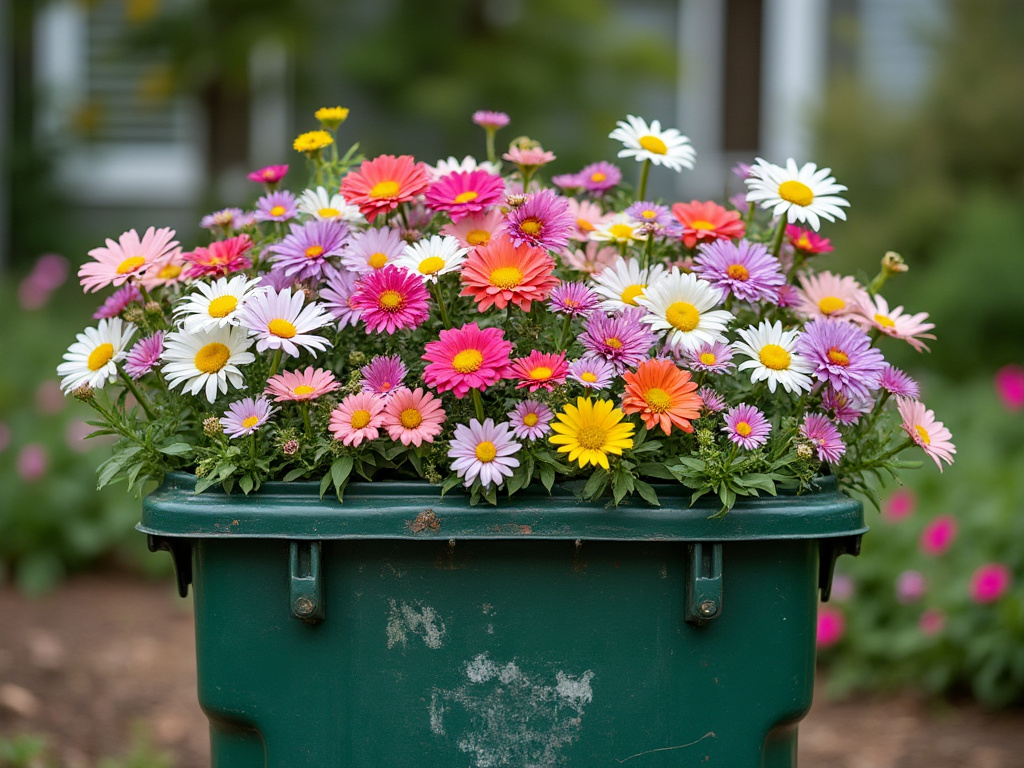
[{"left": 142, "top": 472, "right": 864, "bottom": 768}]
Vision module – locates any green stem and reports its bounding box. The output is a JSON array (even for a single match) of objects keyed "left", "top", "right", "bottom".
[
  {"left": 556, "top": 313, "right": 573, "bottom": 351},
  {"left": 770, "top": 216, "right": 787, "bottom": 260},
  {"left": 471, "top": 389, "right": 486, "bottom": 423},
  {"left": 268, "top": 349, "right": 283, "bottom": 379},
  {"left": 249, "top": 434, "right": 257, "bottom": 463},
  {"left": 641, "top": 235, "right": 654, "bottom": 272},
  {"left": 745, "top": 201, "right": 756, "bottom": 225},
  {"left": 520, "top": 166, "right": 536, "bottom": 191},
  {"left": 138, "top": 285, "right": 154, "bottom": 306},
  {"left": 301, "top": 402, "right": 313, "bottom": 440},
  {"left": 432, "top": 282, "right": 452, "bottom": 329},
  {"left": 637, "top": 159, "right": 651, "bottom": 202},
  {"left": 119, "top": 370, "right": 156, "bottom": 420},
  {"left": 485, "top": 128, "right": 497, "bottom": 165}
]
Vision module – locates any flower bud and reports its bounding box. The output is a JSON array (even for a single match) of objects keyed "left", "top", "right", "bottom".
[
  {"left": 72, "top": 384, "right": 95, "bottom": 402},
  {"left": 882, "top": 251, "right": 908, "bottom": 275},
  {"left": 282, "top": 439, "right": 299, "bottom": 456},
  {"left": 203, "top": 416, "right": 223, "bottom": 436},
  {"left": 144, "top": 301, "right": 162, "bottom": 315},
  {"left": 796, "top": 442, "right": 815, "bottom": 460},
  {"left": 348, "top": 350, "right": 367, "bottom": 368},
  {"left": 314, "top": 106, "right": 349, "bottom": 131}
]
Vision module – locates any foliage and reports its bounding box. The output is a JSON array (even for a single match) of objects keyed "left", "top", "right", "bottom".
[{"left": 0, "top": 725, "right": 171, "bottom": 768}]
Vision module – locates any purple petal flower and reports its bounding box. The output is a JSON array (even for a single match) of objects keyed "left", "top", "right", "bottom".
[
  {"left": 124, "top": 331, "right": 165, "bottom": 380},
  {"left": 580, "top": 307, "right": 657, "bottom": 372},
  {"left": 579, "top": 162, "right": 622, "bottom": 194},
  {"left": 681, "top": 341, "right": 735, "bottom": 374},
  {"left": 800, "top": 413, "right": 846, "bottom": 464},
  {"left": 93, "top": 283, "right": 142, "bottom": 319},
  {"left": 879, "top": 364, "right": 920, "bottom": 400},
  {"left": 220, "top": 396, "right": 277, "bottom": 438},
  {"left": 447, "top": 418, "right": 521, "bottom": 488},
  {"left": 507, "top": 401, "right": 554, "bottom": 440},
  {"left": 269, "top": 218, "right": 349, "bottom": 282},
  {"left": 548, "top": 281, "right": 601, "bottom": 317},
  {"left": 692, "top": 239, "right": 785, "bottom": 304},
  {"left": 254, "top": 190, "right": 299, "bottom": 223},
  {"left": 360, "top": 354, "right": 407, "bottom": 398},
  {"left": 320, "top": 268, "right": 363, "bottom": 330},
  {"left": 503, "top": 189, "right": 575, "bottom": 251},
  {"left": 796, "top": 319, "right": 886, "bottom": 401},
  {"left": 567, "top": 356, "right": 617, "bottom": 390},
  {"left": 698, "top": 386, "right": 726, "bottom": 413},
  {"left": 723, "top": 403, "right": 771, "bottom": 449}
]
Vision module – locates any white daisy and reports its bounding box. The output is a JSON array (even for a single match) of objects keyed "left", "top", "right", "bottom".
[
  {"left": 430, "top": 155, "right": 500, "bottom": 181},
  {"left": 392, "top": 235, "right": 469, "bottom": 283},
  {"left": 238, "top": 287, "right": 334, "bottom": 357},
  {"left": 161, "top": 326, "right": 255, "bottom": 403},
  {"left": 636, "top": 268, "right": 734, "bottom": 353},
  {"left": 732, "top": 320, "right": 814, "bottom": 394},
  {"left": 744, "top": 158, "right": 850, "bottom": 231},
  {"left": 296, "top": 187, "right": 364, "bottom": 223},
  {"left": 590, "top": 257, "right": 665, "bottom": 312},
  {"left": 589, "top": 214, "right": 648, "bottom": 246},
  {"left": 173, "top": 274, "right": 265, "bottom": 333},
  {"left": 608, "top": 115, "right": 696, "bottom": 172},
  {"left": 57, "top": 318, "right": 137, "bottom": 392}
]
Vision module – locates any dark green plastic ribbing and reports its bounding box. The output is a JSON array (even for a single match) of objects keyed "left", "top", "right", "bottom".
[{"left": 142, "top": 473, "right": 865, "bottom": 768}]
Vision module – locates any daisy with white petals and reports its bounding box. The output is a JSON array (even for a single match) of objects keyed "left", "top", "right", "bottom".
[
  {"left": 609, "top": 115, "right": 696, "bottom": 172},
  {"left": 636, "top": 269, "right": 734, "bottom": 353},
  {"left": 745, "top": 158, "right": 850, "bottom": 231},
  {"left": 173, "top": 275, "right": 265, "bottom": 333},
  {"left": 393, "top": 235, "right": 469, "bottom": 283},
  {"left": 296, "top": 186, "right": 364, "bottom": 223},
  {"left": 58, "top": 318, "right": 137, "bottom": 392},
  {"left": 590, "top": 257, "right": 665, "bottom": 312},
  {"left": 238, "top": 287, "right": 334, "bottom": 357},
  {"left": 161, "top": 326, "right": 255, "bottom": 402},
  {"left": 732, "top": 320, "right": 814, "bottom": 394}
]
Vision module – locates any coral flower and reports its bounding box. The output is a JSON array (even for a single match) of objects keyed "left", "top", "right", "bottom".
[
  {"left": 340, "top": 154, "right": 431, "bottom": 223},
  {"left": 425, "top": 169, "right": 506, "bottom": 222},
  {"left": 183, "top": 234, "right": 254, "bottom": 279},
  {"left": 549, "top": 397, "right": 635, "bottom": 470},
  {"left": 897, "top": 399, "right": 956, "bottom": 471},
  {"left": 621, "top": 358, "right": 702, "bottom": 435},
  {"left": 460, "top": 234, "right": 558, "bottom": 312},
  {"left": 671, "top": 200, "right": 745, "bottom": 249},
  {"left": 329, "top": 392, "right": 386, "bottom": 447},
  {"left": 509, "top": 351, "right": 568, "bottom": 392},
  {"left": 265, "top": 367, "right": 340, "bottom": 402},
  {"left": 503, "top": 189, "right": 576, "bottom": 251},
  {"left": 79, "top": 227, "right": 180, "bottom": 293},
  {"left": 381, "top": 387, "right": 446, "bottom": 447},
  {"left": 349, "top": 264, "right": 430, "bottom": 334},
  {"left": 422, "top": 323, "right": 514, "bottom": 398}
]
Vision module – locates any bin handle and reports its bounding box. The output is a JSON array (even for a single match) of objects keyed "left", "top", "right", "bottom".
[
  {"left": 289, "top": 541, "right": 325, "bottom": 624},
  {"left": 684, "top": 542, "right": 722, "bottom": 626}
]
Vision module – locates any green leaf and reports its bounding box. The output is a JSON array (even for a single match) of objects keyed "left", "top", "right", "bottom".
[
  {"left": 319, "top": 473, "right": 332, "bottom": 499},
  {"left": 582, "top": 469, "right": 609, "bottom": 500},
  {"left": 539, "top": 463, "right": 555, "bottom": 492},
  {"left": 158, "top": 442, "right": 193, "bottom": 456},
  {"left": 636, "top": 462, "right": 676, "bottom": 480},
  {"left": 97, "top": 459, "right": 123, "bottom": 489},
  {"left": 331, "top": 456, "right": 354, "bottom": 499},
  {"left": 284, "top": 467, "right": 309, "bottom": 482},
  {"left": 634, "top": 479, "right": 661, "bottom": 507},
  {"left": 239, "top": 475, "right": 254, "bottom": 495}
]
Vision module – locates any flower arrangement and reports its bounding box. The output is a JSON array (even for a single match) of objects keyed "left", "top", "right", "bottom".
[{"left": 57, "top": 107, "right": 954, "bottom": 510}]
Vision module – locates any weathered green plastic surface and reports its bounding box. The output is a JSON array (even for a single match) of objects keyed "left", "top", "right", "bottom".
[{"left": 142, "top": 474, "right": 866, "bottom": 768}]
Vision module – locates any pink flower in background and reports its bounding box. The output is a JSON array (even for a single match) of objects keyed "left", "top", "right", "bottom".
[
  {"left": 19, "top": 254, "right": 70, "bottom": 309},
  {"left": 969, "top": 563, "right": 1012, "bottom": 604},
  {"left": 441, "top": 209, "right": 505, "bottom": 250},
  {"left": 816, "top": 606, "right": 846, "bottom": 648},
  {"left": 995, "top": 364, "right": 1024, "bottom": 412},
  {"left": 0, "top": 421, "right": 10, "bottom": 453},
  {"left": 35, "top": 380, "right": 65, "bottom": 415},
  {"left": 472, "top": 111, "right": 510, "bottom": 130},
  {"left": 17, "top": 444, "right": 48, "bottom": 482},
  {"left": 883, "top": 487, "right": 917, "bottom": 522},
  {"left": 919, "top": 515, "right": 957, "bottom": 556},
  {"left": 66, "top": 420, "right": 96, "bottom": 453},
  {"left": 919, "top": 608, "right": 945, "bottom": 636},
  {"left": 247, "top": 164, "right": 288, "bottom": 184},
  {"left": 896, "top": 570, "right": 927, "bottom": 603},
  {"left": 830, "top": 574, "right": 855, "bottom": 601},
  {"left": 502, "top": 145, "right": 555, "bottom": 168}
]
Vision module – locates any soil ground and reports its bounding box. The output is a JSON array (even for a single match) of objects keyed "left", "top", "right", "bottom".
[{"left": 1, "top": 573, "right": 1022, "bottom": 767}]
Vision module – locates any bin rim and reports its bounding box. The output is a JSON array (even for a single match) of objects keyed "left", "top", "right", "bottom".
[{"left": 139, "top": 471, "right": 867, "bottom": 542}]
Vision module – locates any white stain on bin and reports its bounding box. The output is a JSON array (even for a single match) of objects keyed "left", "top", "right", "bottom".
[
  {"left": 429, "top": 652, "right": 595, "bottom": 767},
  {"left": 385, "top": 600, "right": 447, "bottom": 649}
]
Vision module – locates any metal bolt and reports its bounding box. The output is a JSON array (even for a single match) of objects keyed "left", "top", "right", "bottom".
[
  {"left": 699, "top": 599, "right": 718, "bottom": 617},
  {"left": 293, "top": 597, "right": 315, "bottom": 616}
]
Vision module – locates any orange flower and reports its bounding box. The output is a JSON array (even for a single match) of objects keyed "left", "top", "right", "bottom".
[
  {"left": 671, "top": 200, "right": 745, "bottom": 250},
  {"left": 621, "top": 358, "right": 703, "bottom": 435},
  {"left": 459, "top": 233, "right": 559, "bottom": 312},
  {"left": 340, "top": 155, "right": 430, "bottom": 223}
]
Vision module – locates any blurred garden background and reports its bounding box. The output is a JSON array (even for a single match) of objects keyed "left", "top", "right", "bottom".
[{"left": 2, "top": 0, "right": 1024, "bottom": 764}]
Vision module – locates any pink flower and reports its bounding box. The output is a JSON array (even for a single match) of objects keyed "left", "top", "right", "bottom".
[
  {"left": 340, "top": 154, "right": 431, "bottom": 223},
  {"left": 995, "top": 364, "right": 1024, "bottom": 412},
  {"left": 381, "top": 387, "right": 446, "bottom": 447},
  {"left": 969, "top": 563, "right": 1012, "bottom": 604},
  {"left": 566, "top": 198, "right": 615, "bottom": 241},
  {"left": 796, "top": 271, "right": 869, "bottom": 321},
  {"left": 785, "top": 225, "right": 833, "bottom": 255},
  {"left": 17, "top": 444, "right": 48, "bottom": 482},
  {"left": 502, "top": 145, "right": 555, "bottom": 168},
  {"left": 441, "top": 209, "right": 506, "bottom": 250},
  {"left": 882, "top": 488, "right": 916, "bottom": 522},
  {"left": 919, "top": 515, "right": 957, "bottom": 556},
  {"left": 855, "top": 294, "right": 936, "bottom": 352},
  {"left": 183, "top": 234, "right": 254, "bottom": 279},
  {"left": 919, "top": 608, "right": 945, "bottom": 636},
  {"left": 897, "top": 399, "right": 956, "bottom": 471},
  {"left": 799, "top": 413, "right": 846, "bottom": 464},
  {"left": 422, "top": 323, "right": 513, "bottom": 399},
  {"left": 561, "top": 242, "right": 619, "bottom": 276},
  {"left": 503, "top": 189, "right": 576, "bottom": 251},
  {"left": 78, "top": 227, "right": 180, "bottom": 293},
  {"left": 265, "top": 367, "right": 340, "bottom": 402},
  {"left": 92, "top": 283, "right": 142, "bottom": 320},
  {"left": 509, "top": 351, "right": 568, "bottom": 392},
  {"left": 447, "top": 418, "right": 521, "bottom": 488},
  {"left": 895, "top": 570, "right": 927, "bottom": 603},
  {"left": 473, "top": 110, "right": 510, "bottom": 130},
  {"left": 360, "top": 355, "right": 407, "bottom": 398},
  {"left": 124, "top": 331, "right": 165, "bottom": 380},
  {"left": 349, "top": 264, "right": 430, "bottom": 334},
  {"left": 329, "top": 392, "right": 386, "bottom": 447},
  {"left": 248, "top": 164, "right": 288, "bottom": 184},
  {"left": 816, "top": 606, "right": 846, "bottom": 649},
  {"left": 425, "top": 170, "right": 506, "bottom": 222}
]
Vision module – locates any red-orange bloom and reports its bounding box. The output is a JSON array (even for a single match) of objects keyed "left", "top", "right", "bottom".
[
  {"left": 459, "top": 233, "right": 559, "bottom": 312},
  {"left": 671, "top": 200, "right": 745, "bottom": 250},
  {"left": 621, "top": 358, "right": 703, "bottom": 435},
  {"left": 340, "top": 155, "right": 430, "bottom": 223}
]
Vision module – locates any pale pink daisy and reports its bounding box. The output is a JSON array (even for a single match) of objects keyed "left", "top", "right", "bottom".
[
  {"left": 447, "top": 418, "right": 521, "bottom": 488},
  {"left": 349, "top": 264, "right": 430, "bottom": 334},
  {"left": 855, "top": 294, "right": 936, "bottom": 352},
  {"left": 329, "top": 392, "right": 386, "bottom": 447},
  {"left": 800, "top": 413, "right": 846, "bottom": 464},
  {"left": 561, "top": 242, "right": 619, "bottom": 276},
  {"left": 502, "top": 145, "right": 556, "bottom": 168},
  {"left": 681, "top": 341, "right": 734, "bottom": 374},
  {"left": 441, "top": 209, "right": 506, "bottom": 250},
  {"left": 566, "top": 198, "right": 616, "bottom": 242},
  {"left": 341, "top": 226, "right": 406, "bottom": 274},
  {"left": 381, "top": 387, "right": 446, "bottom": 447},
  {"left": 220, "top": 396, "right": 277, "bottom": 438},
  {"left": 265, "top": 367, "right": 340, "bottom": 402},
  {"left": 239, "top": 287, "right": 334, "bottom": 357},
  {"left": 473, "top": 111, "right": 510, "bottom": 130},
  {"left": 360, "top": 354, "right": 407, "bottom": 398},
  {"left": 897, "top": 399, "right": 956, "bottom": 471},
  {"left": 796, "top": 271, "right": 870, "bottom": 321},
  {"left": 78, "top": 227, "right": 179, "bottom": 293},
  {"left": 508, "top": 401, "right": 554, "bottom": 441}
]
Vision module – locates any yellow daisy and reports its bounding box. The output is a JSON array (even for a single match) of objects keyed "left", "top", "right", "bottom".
[
  {"left": 314, "top": 106, "right": 349, "bottom": 130},
  {"left": 293, "top": 130, "right": 334, "bottom": 154},
  {"left": 549, "top": 397, "right": 635, "bottom": 470}
]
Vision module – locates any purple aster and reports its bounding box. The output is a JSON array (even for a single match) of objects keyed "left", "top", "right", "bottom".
[
  {"left": 507, "top": 401, "right": 554, "bottom": 441},
  {"left": 472, "top": 110, "right": 510, "bottom": 130},
  {"left": 360, "top": 354, "right": 407, "bottom": 398},
  {"left": 220, "top": 396, "right": 276, "bottom": 439},
  {"left": 800, "top": 413, "right": 846, "bottom": 465},
  {"left": 580, "top": 162, "right": 622, "bottom": 195},
  {"left": 723, "top": 404, "right": 771, "bottom": 449},
  {"left": 269, "top": 218, "right": 349, "bottom": 281},
  {"left": 259, "top": 269, "right": 296, "bottom": 293},
  {"left": 319, "top": 268, "right": 362, "bottom": 330},
  {"left": 698, "top": 386, "right": 726, "bottom": 413},
  {"left": 732, "top": 162, "right": 753, "bottom": 180},
  {"left": 796, "top": 319, "right": 886, "bottom": 401},
  {"left": 692, "top": 239, "right": 785, "bottom": 304},
  {"left": 254, "top": 190, "right": 299, "bottom": 223},
  {"left": 879, "top": 364, "right": 920, "bottom": 400},
  {"left": 200, "top": 207, "right": 246, "bottom": 231},
  {"left": 822, "top": 387, "right": 870, "bottom": 425},
  {"left": 775, "top": 284, "right": 801, "bottom": 308},
  {"left": 342, "top": 226, "right": 406, "bottom": 274},
  {"left": 552, "top": 173, "right": 585, "bottom": 192},
  {"left": 93, "top": 283, "right": 141, "bottom": 319},
  {"left": 447, "top": 418, "right": 521, "bottom": 489},
  {"left": 580, "top": 307, "right": 657, "bottom": 372},
  {"left": 503, "top": 189, "right": 575, "bottom": 251},
  {"left": 548, "top": 281, "right": 601, "bottom": 317},
  {"left": 124, "top": 331, "right": 165, "bottom": 380},
  {"left": 567, "top": 356, "right": 617, "bottom": 390},
  {"left": 625, "top": 201, "right": 674, "bottom": 228},
  {"left": 682, "top": 341, "right": 735, "bottom": 374}
]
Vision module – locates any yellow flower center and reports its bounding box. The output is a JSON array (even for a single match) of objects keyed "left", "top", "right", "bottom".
[
  {"left": 454, "top": 191, "right": 479, "bottom": 204},
  {"left": 452, "top": 348, "right": 484, "bottom": 373},
  {"left": 699, "top": 352, "right": 717, "bottom": 366},
  {"left": 620, "top": 284, "right": 646, "bottom": 306},
  {"left": 638, "top": 135, "right": 668, "bottom": 155},
  {"left": 643, "top": 387, "right": 673, "bottom": 413},
  {"left": 378, "top": 290, "right": 404, "bottom": 311},
  {"left": 604, "top": 337, "right": 623, "bottom": 349},
  {"left": 350, "top": 409, "right": 371, "bottom": 429},
  {"left": 475, "top": 441, "right": 497, "bottom": 462},
  {"left": 490, "top": 266, "right": 523, "bottom": 290},
  {"left": 665, "top": 301, "right": 700, "bottom": 332},
  {"left": 590, "top": 172, "right": 607, "bottom": 183},
  {"left": 194, "top": 342, "right": 230, "bottom": 374},
  {"left": 726, "top": 264, "right": 750, "bottom": 281},
  {"left": 87, "top": 343, "right": 115, "bottom": 371},
  {"left": 293, "top": 385, "right": 316, "bottom": 396},
  {"left": 797, "top": 236, "right": 812, "bottom": 250},
  {"left": 418, "top": 256, "right": 446, "bottom": 275},
  {"left": 915, "top": 425, "right": 931, "bottom": 445},
  {"left": 530, "top": 366, "right": 553, "bottom": 380},
  {"left": 778, "top": 180, "right": 814, "bottom": 207},
  {"left": 519, "top": 218, "right": 543, "bottom": 236},
  {"left": 758, "top": 344, "right": 791, "bottom": 371},
  {"left": 874, "top": 313, "right": 896, "bottom": 328},
  {"left": 370, "top": 180, "right": 400, "bottom": 198},
  {"left": 523, "top": 413, "right": 539, "bottom": 427},
  {"left": 158, "top": 264, "right": 182, "bottom": 280},
  {"left": 207, "top": 295, "right": 238, "bottom": 318},
  {"left": 609, "top": 223, "right": 635, "bottom": 240},
  {"left": 242, "top": 415, "right": 260, "bottom": 429},
  {"left": 467, "top": 230, "right": 491, "bottom": 246},
  {"left": 577, "top": 218, "right": 595, "bottom": 232},
  {"left": 641, "top": 210, "right": 657, "bottom": 220},
  {"left": 270, "top": 205, "right": 287, "bottom": 217},
  {"left": 818, "top": 296, "right": 846, "bottom": 315},
  {"left": 116, "top": 256, "right": 146, "bottom": 274},
  {"left": 577, "top": 425, "right": 607, "bottom": 450},
  {"left": 305, "top": 245, "right": 325, "bottom": 259},
  {"left": 400, "top": 408, "right": 423, "bottom": 429},
  {"left": 689, "top": 219, "right": 715, "bottom": 231},
  {"left": 735, "top": 421, "right": 752, "bottom": 437},
  {"left": 268, "top": 318, "right": 297, "bottom": 338},
  {"left": 318, "top": 207, "right": 340, "bottom": 218},
  {"left": 368, "top": 252, "right": 388, "bottom": 269},
  {"left": 827, "top": 347, "right": 850, "bottom": 366},
  {"left": 581, "top": 371, "right": 599, "bottom": 383}
]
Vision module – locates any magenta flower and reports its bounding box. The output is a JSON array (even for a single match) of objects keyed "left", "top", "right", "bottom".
[
  {"left": 269, "top": 219, "right": 349, "bottom": 281},
  {"left": 821, "top": 387, "right": 870, "bottom": 425},
  {"left": 882, "top": 488, "right": 916, "bottom": 523},
  {"left": 248, "top": 164, "right": 288, "bottom": 184},
  {"left": 698, "top": 386, "right": 726, "bottom": 413},
  {"left": 682, "top": 341, "right": 735, "bottom": 374},
  {"left": 319, "top": 268, "right": 362, "bottom": 330},
  {"left": 879, "top": 364, "right": 920, "bottom": 400},
  {"left": 786, "top": 225, "right": 833, "bottom": 255},
  {"left": 796, "top": 319, "right": 886, "bottom": 401},
  {"left": 567, "top": 356, "right": 617, "bottom": 390},
  {"left": 17, "top": 444, "right": 48, "bottom": 482},
  {"left": 693, "top": 239, "right": 785, "bottom": 304},
  {"left": 580, "top": 307, "right": 657, "bottom": 372},
  {"left": 548, "top": 281, "right": 600, "bottom": 317},
  {"left": 220, "top": 396, "right": 276, "bottom": 438},
  {"left": 349, "top": 264, "right": 430, "bottom": 335},
  {"left": 800, "top": 413, "right": 846, "bottom": 464},
  {"left": 447, "top": 418, "right": 521, "bottom": 488},
  {"left": 360, "top": 354, "right": 407, "bottom": 398},
  {"left": 552, "top": 172, "right": 585, "bottom": 192},
  {"left": 919, "top": 515, "right": 957, "bottom": 556},
  {"left": 503, "top": 189, "right": 575, "bottom": 251},
  {"left": 183, "top": 234, "right": 254, "bottom": 279},
  {"left": 816, "top": 606, "right": 845, "bottom": 649},
  {"left": 723, "top": 404, "right": 771, "bottom": 449},
  {"left": 895, "top": 570, "right": 927, "bottom": 604},
  {"left": 580, "top": 161, "right": 622, "bottom": 194},
  {"left": 425, "top": 170, "right": 506, "bottom": 222},
  {"left": 995, "top": 364, "right": 1024, "bottom": 412},
  {"left": 254, "top": 190, "right": 298, "bottom": 222},
  {"left": 329, "top": 392, "right": 386, "bottom": 447},
  {"left": 422, "top": 323, "right": 513, "bottom": 399},
  {"left": 381, "top": 387, "right": 446, "bottom": 447},
  {"left": 472, "top": 110, "right": 510, "bottom": 130},
  {"left": 509, "top": 351, "right": 568, "bottom": 393},
  {"left": 265, "top": 367, "right": 340, "bottom": 402},
  {"left": 508, "top": 401, "right": 554, "bottom": 441},
  {"left": 93, "top": 283, "right": 142, "bottom": 320},
  {"left": 502, "top": 145, "right": 555, "bottom": 168},
  {"left": 124, "top": 332, "right": 165, "bottom": 380},
  {"left": 969, "top": 563, "right": 1012, "bottom": 604}
]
